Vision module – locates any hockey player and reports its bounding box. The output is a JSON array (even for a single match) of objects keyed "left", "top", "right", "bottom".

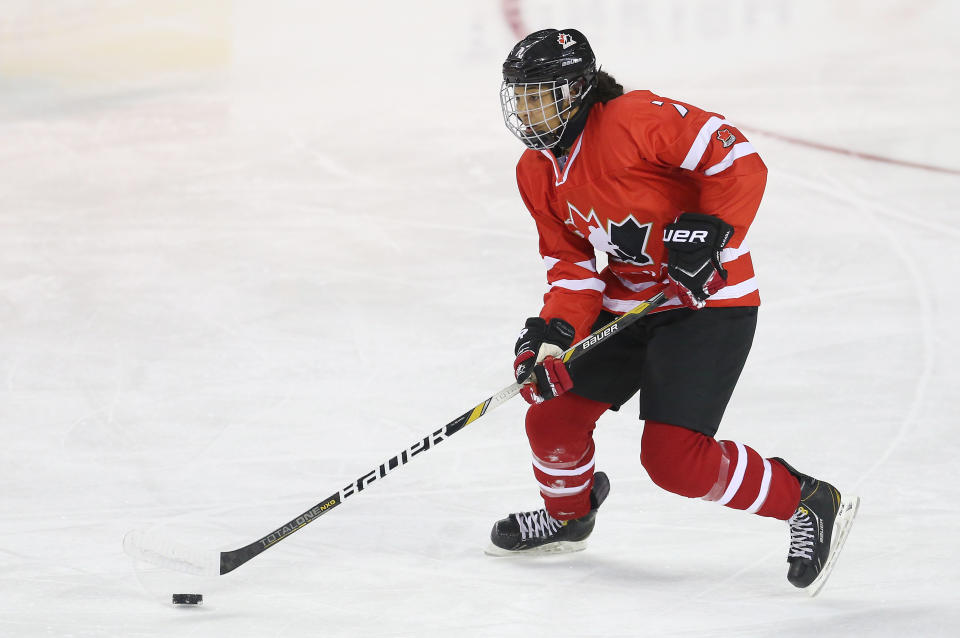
[{"left": 490, "top": 28, "right": 859, "bottom": 594}]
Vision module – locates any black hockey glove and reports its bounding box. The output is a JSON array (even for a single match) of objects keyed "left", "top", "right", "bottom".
[
  {"left": 513, "top": 317, "right": 576, "bottom": 405},
  {"left": 663, "top": 212, "right": 735, "bottom": 309}
]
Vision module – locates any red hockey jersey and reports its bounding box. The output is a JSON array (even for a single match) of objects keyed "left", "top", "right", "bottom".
[{"left": 516, "top": 90, "right": 767, "bottom": 340}]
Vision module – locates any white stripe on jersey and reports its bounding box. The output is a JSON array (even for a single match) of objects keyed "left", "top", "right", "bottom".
[
  {"left": 544, "top": 257, "right": 598, "bottom": 272},
  {"left": 681, "top": 116, "right": 731, "bottom": 171},
  {"left": 575, "top": 259, "right": 598, "bottom": 272},
  {"left": 602, "top": 278, "right": 757, "bottom": 312},
  {"left": 612, "top": 274, "right": 659, "bottom": 293},
  {"left": 720, "top": 242, "right": 751, "bottom": 262},
  {"left": 552, "top": 278, "right": 605, "bottom": 292},
  {"left": 704, "top": 142, "right": 758, "bottom": 176},
  {"left": 709, "top": 277, "right": 758, "bottom": 300},
  {"left": 602, "top": 295, "right": 652, "bottom": 313}
]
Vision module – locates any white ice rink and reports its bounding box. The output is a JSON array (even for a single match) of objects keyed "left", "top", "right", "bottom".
[{"left": 2, "top": 1, "right": 959, "bottom": 636}]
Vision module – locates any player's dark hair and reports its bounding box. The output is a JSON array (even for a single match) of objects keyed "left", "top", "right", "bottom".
[
  {"left": 594, "top": 70, "right": 624, "bottom": 104},
  {"left": 550, "top": 70, "right": 624, "bottom": 154}
]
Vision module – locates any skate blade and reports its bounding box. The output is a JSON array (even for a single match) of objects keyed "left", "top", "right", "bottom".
[
  {"left": 484, "top": 540, "right": 588, "bottom": 557},
  {"left": 806, "top": 494, "right": 861, "bottom": 597}
]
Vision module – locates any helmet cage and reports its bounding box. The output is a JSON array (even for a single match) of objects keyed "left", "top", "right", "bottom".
[{"left": 500, "top": 77, "right": 591, "bottom": 150}]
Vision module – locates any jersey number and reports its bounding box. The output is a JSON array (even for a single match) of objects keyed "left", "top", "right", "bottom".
[{"left": 651, "top": 100, "right": 688, "bottom": 118}]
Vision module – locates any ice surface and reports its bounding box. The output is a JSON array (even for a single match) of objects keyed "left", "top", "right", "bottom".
[{"left": 1, "top": 1, "right": 959, "bottom": 636}]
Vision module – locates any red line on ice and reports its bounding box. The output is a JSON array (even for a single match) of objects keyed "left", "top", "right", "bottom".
[
  {"left": 749, "top": 127, "right": 960, "bottom": 177},
  {"left": 500, "top": 0, "right": 960, "bottom": 178}
]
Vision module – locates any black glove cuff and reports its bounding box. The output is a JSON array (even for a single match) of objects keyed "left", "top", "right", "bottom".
[
  {"left": 544, "top": 318, "right": 576, "bottom": 350},
  {"left": 515, "top": 317, "right": 575, "bottom": 356}
]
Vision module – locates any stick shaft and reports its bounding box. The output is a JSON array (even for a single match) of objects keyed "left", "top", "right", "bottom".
[
  {"left": 99, "top": 292, "right": 661, "bottom": 576},
  {"left": 218, "top": 291, "right": 666, "bottom": 574}
]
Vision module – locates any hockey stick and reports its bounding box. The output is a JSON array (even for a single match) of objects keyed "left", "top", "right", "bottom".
[{"left": 123, "top": 291, "right": 667, "bottom": 576}]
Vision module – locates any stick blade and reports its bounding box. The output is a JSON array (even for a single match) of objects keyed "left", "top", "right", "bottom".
[{"left": 123, "top": 529, "right": 220, "bottom": 577}]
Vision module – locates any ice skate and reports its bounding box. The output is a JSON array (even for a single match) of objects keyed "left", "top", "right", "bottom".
[
  {"left": 775, "top": 459, "right": 860, "bottom": 597},
  {"left": 486, "top": 471, "right": 610, "bottom": 556}
]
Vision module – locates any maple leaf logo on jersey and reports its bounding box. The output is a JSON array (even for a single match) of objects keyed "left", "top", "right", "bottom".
[
  {"left": 716, "top": 128, "right": 736, "bottom": 148},
  {"left": 557, "top": 33, "right": 577, "bottom": 49},
  {"left": 564, "top": 203, "right": 653, "bottom": 266}
]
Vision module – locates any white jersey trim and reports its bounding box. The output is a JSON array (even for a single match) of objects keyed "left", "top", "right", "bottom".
[
  {"left": 602, "top": 294, "right": 652, "bottom": 313},
  {"left": 708, "top": 277, "right": 758, "bottom": 300},
  {"left": 552, "top": 278, "right": 605, "bottom": 292},
  {"left": 575, "top": 258, "right": 598, "bottom": 272},
  {"left": 681, "top": 116, "right": 730, "bottom": 171},
  {"left": 602, "top": 279, "right": 757, "bottom": 313},
  {"left": 720, "top": 242, "right": 750, "bottom": 263},
  {"left": 543, "top": 257, "right": 597, "bottom": 272},
  {"left": 612, "top": 274, "right": 659, "bottom": 293},
  {"left": 540, "top": 134, "right": 585, "bottom": 186},
  {"left": 704, "top": 142, "right": 757, "bottom": 176}
]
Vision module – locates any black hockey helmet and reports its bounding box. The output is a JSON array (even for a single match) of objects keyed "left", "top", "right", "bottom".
[{"left": 500, "top": 29, "right": 598, "bottom": 150}]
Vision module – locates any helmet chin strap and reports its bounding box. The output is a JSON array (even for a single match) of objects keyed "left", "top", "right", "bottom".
[{"left": 552, "top": 92, "right": 596, "bottom": 155}]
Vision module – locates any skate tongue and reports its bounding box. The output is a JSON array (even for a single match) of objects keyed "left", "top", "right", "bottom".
[{"left": 589, "top": 471, "right": 610, "bottom": 510}]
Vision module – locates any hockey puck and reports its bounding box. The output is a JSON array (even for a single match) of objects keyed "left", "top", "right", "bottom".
[{"left": 171, "top": 593, "right": 203, "bottom": 606}]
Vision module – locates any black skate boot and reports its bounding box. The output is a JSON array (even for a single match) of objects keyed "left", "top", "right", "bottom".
[
  {"left": 486, "top": 472, "right": 610, "bottom": 556},
  {"left": 774, "top": 458, "right": 860, "bottom": 596}
]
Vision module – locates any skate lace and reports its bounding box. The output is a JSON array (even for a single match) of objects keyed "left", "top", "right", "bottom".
[
  {"left": 787, "top": 509, "right": 815, "bottom": 560},
  {"left": 515, "top": 509, "right": 563, "bottom": 541}
]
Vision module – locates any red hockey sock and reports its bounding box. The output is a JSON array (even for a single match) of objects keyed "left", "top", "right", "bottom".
[
  {"left": 525, "top": 393, "right": 610, "bottom": 520},
  {"left": 640, "top": 421, "right": 800, "bottom": 520}
]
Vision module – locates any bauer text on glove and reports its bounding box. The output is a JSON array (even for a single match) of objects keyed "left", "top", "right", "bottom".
[{"left": 663, "top": 212, "right": 735, "bottom": 310}]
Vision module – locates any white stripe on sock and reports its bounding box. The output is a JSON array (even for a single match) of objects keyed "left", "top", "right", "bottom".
[
  {"left": 716, "top": 442, "right": 748, "bottom": 506},
  {"left": 537, "top": 481, "right": 592, "bottom": 497},
  {"left": 531, "top": 452, "right": 596, "bottom": 477},
  {"left": 745, "top": 458, "right": 773, "bottom": 514}
]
